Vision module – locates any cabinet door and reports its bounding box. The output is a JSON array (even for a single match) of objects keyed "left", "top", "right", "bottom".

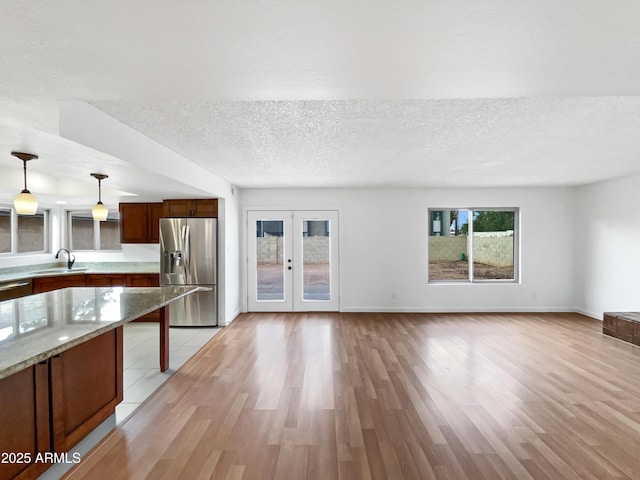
[
  {"left": 147, "top": 203, "right": 164, "bottom": 243},
  {"left": 192, "top": 199, "right": 218, "bottom": 217},
  {"left": 51, "top": 328, "right": 123, "bottom": 452},
  {"left": 0, "top": 364, "right": 50, "bottom": 480},
  {"left": 119, "top": 203, "right": 149, "bottom": 243},
  {"left": 162, "top": 199, "right": 192, "bottom": 217},
  {"left": 163, "top": 199, "right": 218, "bottom": 217}
]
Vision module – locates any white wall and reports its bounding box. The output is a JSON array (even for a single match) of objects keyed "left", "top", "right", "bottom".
[
  {"left": 575, "top": 173, "right": 640, "bottom": 318},
  {"left": 218, "top": 195, "right": 241, "bottom": 324},
  {"left": 241, "top": 187, "right": 577, "bottom": 312}
]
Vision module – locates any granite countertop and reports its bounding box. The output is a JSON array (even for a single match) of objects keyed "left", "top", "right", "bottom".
[
  {"left": 0, "top": 262, "right": 160, "bottom": 284},
  {"left": 0, "top": 285, "right": 197, "bottom": 380}
]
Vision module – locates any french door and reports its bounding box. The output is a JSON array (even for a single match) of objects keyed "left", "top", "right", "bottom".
[{"left": 247, "top": 210, "right": 339, "bottom": 312}]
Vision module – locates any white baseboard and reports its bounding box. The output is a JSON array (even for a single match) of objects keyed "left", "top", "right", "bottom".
[
  {"left": 574, "top": 308, "right": 602, "bottom": 320},
  {"left": 341, "top": 306, "right": 577, "bottom": 313},
  {"left": 220, "top": 309, "right": 241, "bottom": 327}
]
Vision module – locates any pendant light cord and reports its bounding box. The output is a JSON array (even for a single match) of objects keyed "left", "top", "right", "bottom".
[
  {"left": 22, "top": 160, "right": 29, "bottom": 192},
  {"left": 90, "top": 173, "right": 109, "bottom": 207}
]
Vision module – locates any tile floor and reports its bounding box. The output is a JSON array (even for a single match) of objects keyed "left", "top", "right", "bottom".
[
  {"left": 117, "top": 322, "right": 221, "bottom": 423},
  {"left": 38, "top": 322, "right": 220, "bottom": 479}
]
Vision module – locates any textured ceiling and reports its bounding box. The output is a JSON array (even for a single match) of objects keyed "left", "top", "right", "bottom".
[
  {"left": 92, "top": 97, "right": 640, "bottom": 187},
  {"left": 1, "top": 1, "right": 640, "bottom": 191}
]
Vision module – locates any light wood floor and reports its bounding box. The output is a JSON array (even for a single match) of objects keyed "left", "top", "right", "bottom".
[{"left": 66, "top": 312, "right": 640, "bottom": 479}]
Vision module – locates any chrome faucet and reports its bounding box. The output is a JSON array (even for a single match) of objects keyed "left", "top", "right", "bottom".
[{"left": 55, "top": 248, "right": 76, "bottom": 270}]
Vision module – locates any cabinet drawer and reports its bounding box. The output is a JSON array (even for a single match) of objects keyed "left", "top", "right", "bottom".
[{"left": 85, "top": 274, "right": 127, "bottom": 287}]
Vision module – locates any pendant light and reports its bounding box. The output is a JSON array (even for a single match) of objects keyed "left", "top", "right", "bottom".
[
  {"left": 11, "top": 151, "right": 39, "bottom": 215},
  {"left": 90, "top": 173, "right": 109, "bottom": 221}
]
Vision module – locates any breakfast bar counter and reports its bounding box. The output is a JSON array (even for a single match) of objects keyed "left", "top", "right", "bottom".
[
  {"left": 0, "top": 286, "right": 198, "bottom": 480},
  {"left": 0, "top": 286, "right": 197, "bottom": 379}
]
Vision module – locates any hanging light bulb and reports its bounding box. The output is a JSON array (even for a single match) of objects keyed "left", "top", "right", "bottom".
[
  {"left": 11, "top": 151, "right": 39, "bottom": 215},
  {"left": 90, "top": 173, "right": 109, "bottom": 221}
]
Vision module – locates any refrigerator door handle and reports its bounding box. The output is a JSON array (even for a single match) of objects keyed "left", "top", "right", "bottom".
[{"left": 182, "top": 224, "right": 191, "bottom": 280}]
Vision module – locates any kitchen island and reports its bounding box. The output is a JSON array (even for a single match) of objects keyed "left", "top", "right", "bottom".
[{"left": 0, "top": 286, "right": 198, "bottom": 480}]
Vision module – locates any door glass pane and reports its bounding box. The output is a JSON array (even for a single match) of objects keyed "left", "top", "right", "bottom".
[
  {"left": 0, "top": 209, "right": 11, "bottom": 253},
  {"left": 472, "top": 210, "right": 515, "bottom": 280},
  {"left": 428, "top": 209, "right": 469, "bottom": 281},
  {"left": 70, "top": 213, "right": 95, "bottom": 250},
  {"left": 256, "top": 220, "right": 284, "bottom": 301},
  {"left": 302, "top": 220, "right": 331, "bottom": 301},
  {"left": 17, "top": 211, "right": 46, "bottom": 253}
]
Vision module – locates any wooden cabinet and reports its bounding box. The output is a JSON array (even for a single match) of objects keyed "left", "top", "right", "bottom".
[
  {"left": 84, "top": 274, "right": 127, "bottom": 287},
  {"left": 119, "top": 202, "right": 163, "bottom": 244},
  {"left": 0, "top": 329, "right": 122, "bottom": 480},
  {"left": 162, "top": 199, "right": 190, "bottom": 217},
  {"left": 0, "top": 364, "right": 50, "bottom": 480},
  {"left": 127, "top": 274, "right": 160, "bottom": 322},
  {"left": 603, "top": 312, "right": 640, "bottom": 346},
  {"left": 163, "top": 198, "right": 217, "bottom": 218},
  {"left": 51, "top": 328, "right": 123, "bottom": 453},
  {"left": 32, "top": 272, "right": 161, "bottom": 322},
  {"left": 126, "top": 273, "right": 159, "bottom": 287},
  {"left": 0, "top": 279, "right": 32, "bottom": 301},
  {"left": 32, "top": 274, "right": 86, "bottom": 294},
  {"left": 191, "top": 199, "right": 217, "bottom": 217}
]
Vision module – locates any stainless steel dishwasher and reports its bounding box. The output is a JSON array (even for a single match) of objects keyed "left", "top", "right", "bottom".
[{"left": 0, "top": 279, "right": 33, "bottom": 301}]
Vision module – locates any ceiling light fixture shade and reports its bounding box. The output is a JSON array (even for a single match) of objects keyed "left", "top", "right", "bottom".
[
  {"left": 90, "top": 173, "right": 109, "bottom": 221},
  {"left": 11, "top": 151, "right": 39, "bottom": 215}
]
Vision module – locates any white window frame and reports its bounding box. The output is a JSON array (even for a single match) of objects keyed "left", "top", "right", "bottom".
[
  {"left": 0, "top": 204, "right": 50, "bottom": 255},
  {"left": 67, "top": 210, "right": 122, "bottom": 252},
  {"left": 428, "top": 207, "right": 520, "bottom": 283}
]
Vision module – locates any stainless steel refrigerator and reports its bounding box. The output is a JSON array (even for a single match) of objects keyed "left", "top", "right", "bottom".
[{"left": 160, "top": 218, "right": 217, "bottom": 326}]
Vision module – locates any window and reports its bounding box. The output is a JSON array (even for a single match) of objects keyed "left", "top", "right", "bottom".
[
  {"left": 0, "top": 208, "right": 11, "bottom": 253},
  {"left": 17, "top": 211, "right": 47, "bottom": 253},
  {"left": 68, "top": 211, "right": 121, "bottom": 251},
  {"left": 0, "top": 206, "right": 49, "bottom": 255},
  {"left": 70, "top": 213, "right": 94, "bottom": 250},
  {"left": 99, "top": 214, "right": 121, "bottom": 250},
  {"left": 428, "top": 208, "right": 518, "bottom": 282}
]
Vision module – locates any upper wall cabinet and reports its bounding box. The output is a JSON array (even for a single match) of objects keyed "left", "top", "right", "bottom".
[
  {"left": 162, "top": 199, "right": 218, "bottom": 218},
  {"left": 119, "top": 203, "right": 164, "bottom": 244}
]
